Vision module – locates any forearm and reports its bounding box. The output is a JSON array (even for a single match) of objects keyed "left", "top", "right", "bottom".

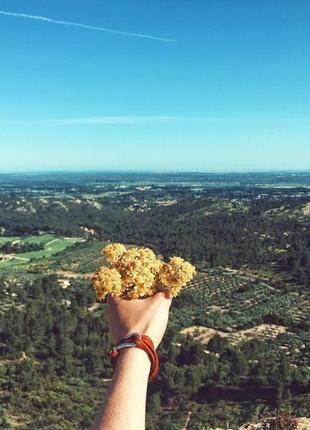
[{"left": 91, "top": 347, "right": 151, "bottom": 430}]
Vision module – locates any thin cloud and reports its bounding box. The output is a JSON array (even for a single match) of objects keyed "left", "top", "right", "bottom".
[
  {"left": 0, "top": 10, "right": 176, "bottom": 42},
  {"left": 45, "top": 116, "right": 182, "bottom": 125},
  {"left": 7, "top": 116, "right": 310, "bottom": 127},
  {"left": 6, "top": 116, "right": 183, "bottom": 126},
  {"left": 39, "top": 116, "right": 310, "bottom": 126}
]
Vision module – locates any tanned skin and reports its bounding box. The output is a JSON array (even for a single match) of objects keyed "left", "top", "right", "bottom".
[{"left": 91, "top": 292, "right": 172, "bottom": 430}]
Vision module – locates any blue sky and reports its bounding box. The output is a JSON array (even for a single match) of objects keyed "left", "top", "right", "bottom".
[{"left": 0, "top": 0, "right": 309, "bottom": 172}]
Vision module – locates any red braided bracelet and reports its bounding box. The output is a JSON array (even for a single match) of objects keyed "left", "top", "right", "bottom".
[{"left": 109, "top": 332, "right": 159, "bottom": 382}]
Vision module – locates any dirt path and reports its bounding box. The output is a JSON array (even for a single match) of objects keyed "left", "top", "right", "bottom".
[
  {"left": 11, "top": 256, "right": 29, "bottom": 261},
  {"left": 182, "top": 411, "right": 192, "bottom": 430},
  {"left": 45, "top": 238, "right": 58, "bottom": 246}
]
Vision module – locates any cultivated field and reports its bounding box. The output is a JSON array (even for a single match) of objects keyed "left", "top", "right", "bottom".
[
  {"left": 0, "top": 234, "right": 84, "bottom": 269},
  {"left": 183, "top": 272, "right": 310, "bottom": 368}
]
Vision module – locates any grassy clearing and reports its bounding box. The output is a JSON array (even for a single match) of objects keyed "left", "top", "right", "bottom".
[
  {"left": 0, "top": 234, "right": 84, "bottom": 269},
  {"left": 0, "top": 233, "right": 55, "bottom": 245},
  {"left": 23, "top": 233, "right": 56, "bottom": 245},
  {"left": 0, "top": 236, "right": 21, "bottom": 244}
]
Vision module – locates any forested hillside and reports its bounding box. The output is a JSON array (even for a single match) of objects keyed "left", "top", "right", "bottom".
[{"left": 0, "top": 172, "right": 309, "bottom": 429}]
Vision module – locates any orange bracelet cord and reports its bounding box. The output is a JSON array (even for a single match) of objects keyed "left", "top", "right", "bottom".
[{"left": 109, "top": 333, "right": 159, "bottom": 382}]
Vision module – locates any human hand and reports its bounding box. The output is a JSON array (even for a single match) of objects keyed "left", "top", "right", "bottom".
[{"left": 106, "top": 292, "right": 172, "bottom": 349}]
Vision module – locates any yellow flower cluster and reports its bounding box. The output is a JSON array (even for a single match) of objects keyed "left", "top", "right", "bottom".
[
  {"left": 157, "top": 257, "right": 197, "bottom": 297},
  {"left": 92, "top": 243, "right": 196, "bottom": 300},
  {"left": 102, "top": 243, "right": 126, "bottom": 264},
  {"left": 92, "top": 267, "right": 122, "bottom": 300},
  {"left": 114, "top": 247, "right": 161, "bottom": 298}
]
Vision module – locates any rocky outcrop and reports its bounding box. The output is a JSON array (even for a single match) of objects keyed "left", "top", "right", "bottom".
[{"left": 239, "top": 416, "right": 310, "bottom": 430}]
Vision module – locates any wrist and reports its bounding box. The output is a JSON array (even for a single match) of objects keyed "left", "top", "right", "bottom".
[
  {"left": 115, "top": 347, "right": 151, "bottom": 375},
  {"left": 110, "top": 333, "right": 160, "bottom": 382}
]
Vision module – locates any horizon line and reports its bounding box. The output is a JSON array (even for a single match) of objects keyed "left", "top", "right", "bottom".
[{"left": 0, "top": 169, "right": 309, "bottom": 175}]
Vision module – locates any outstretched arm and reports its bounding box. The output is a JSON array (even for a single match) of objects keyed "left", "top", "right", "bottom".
[{"left": 91, "top": 292, "right": 172, "bottom": 430}]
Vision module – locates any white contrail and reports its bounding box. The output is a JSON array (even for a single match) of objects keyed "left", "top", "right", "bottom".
[{"left": 0, "top": 10, "right": 176, "bottom": 42}]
